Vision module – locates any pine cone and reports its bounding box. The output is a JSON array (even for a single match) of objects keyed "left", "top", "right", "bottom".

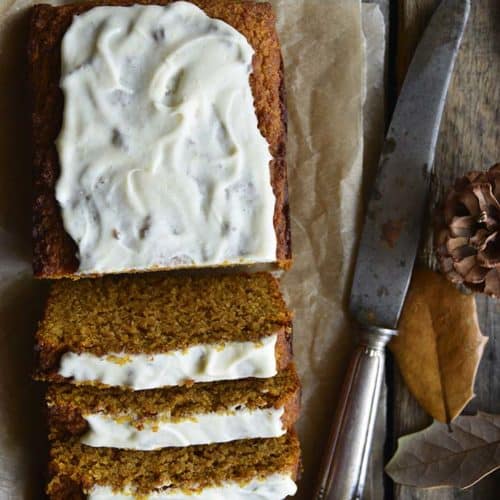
[{"left": 436, "top": 164, "right": 500, "bottom": 298}]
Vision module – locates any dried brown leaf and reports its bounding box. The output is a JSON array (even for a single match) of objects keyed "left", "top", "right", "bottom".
[
  {"left": 390, "top": 267, "right": 487, "bottom": 423},
  {"left": 386, "top": 412, "right": 500, "bottom": 490}
]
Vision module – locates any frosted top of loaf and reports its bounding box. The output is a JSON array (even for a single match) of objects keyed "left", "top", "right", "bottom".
[{"left": 56, "top": 2, "right": 276, "bottom": 274}]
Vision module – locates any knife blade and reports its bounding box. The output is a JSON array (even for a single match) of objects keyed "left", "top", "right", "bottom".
[
  {"left": 350, "top": 0, "right": 470, "bottom": 329},
  {"left": 314, "top": 1, "right": 470, "bottom": 499}
]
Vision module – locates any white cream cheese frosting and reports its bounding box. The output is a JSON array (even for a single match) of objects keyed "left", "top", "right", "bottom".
[
  {"left": 87, "top": 474, "right": 297, "bottom": 500},
  {"left": 56, "top": 2, "right": 277, "bottom": 274},
  {"left": 81, "top": 406, "right": 285, "bottom": 450},
  {"left": 58, "top": 335, "right": 278, "bottom": 390}
]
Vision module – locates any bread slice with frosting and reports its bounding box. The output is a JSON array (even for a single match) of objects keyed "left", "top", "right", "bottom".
[
  {"left": 47, "top": 433, "right": 301, "bottom": 499},
  {"left": 35, "top": 272, "right": 293, "bottom": 389},
  {"left": 46, "top": 365, "right": 300, "bottom": 450}
]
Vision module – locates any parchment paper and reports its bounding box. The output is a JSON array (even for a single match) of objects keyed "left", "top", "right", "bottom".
[
  {"left": 273, "top": 0, "right": 365, "bottom": 495},
  {"left": 271, "top": 1, "right": 386, "bottom": 496},
  {"left": 0, "top": 1, "right": 385, "bottom": 498}
]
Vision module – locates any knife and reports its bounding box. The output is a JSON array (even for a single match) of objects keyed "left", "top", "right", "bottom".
[{"left": 313, "top": 1, "right": 470, "bottom": 499}]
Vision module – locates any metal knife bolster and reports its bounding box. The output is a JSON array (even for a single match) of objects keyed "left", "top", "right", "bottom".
[{"left": 315, "top": 325, "right": 397, "bottom": 500}]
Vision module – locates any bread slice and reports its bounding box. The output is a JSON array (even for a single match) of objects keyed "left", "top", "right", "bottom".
[
  {"left": 46, "top": 365, "right": 300, "bottom": 449},
  {"left": 35, "top": 272, "right": 293, "bottom": 388},
  {"left": 47, "top": 433, "right": 300, "bottom": 498},
  {"left": 29, "top": 0, "right": 291, "bottom": 278}
]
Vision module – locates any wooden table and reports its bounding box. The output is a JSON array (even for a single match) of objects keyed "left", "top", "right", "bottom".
[{"left": 382, "top": 1, "right": 500, "bottom": 499}]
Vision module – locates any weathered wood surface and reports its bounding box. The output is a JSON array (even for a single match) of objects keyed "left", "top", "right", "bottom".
[{"left": 393, "top": 0, "right": 500, "bottom": 499}]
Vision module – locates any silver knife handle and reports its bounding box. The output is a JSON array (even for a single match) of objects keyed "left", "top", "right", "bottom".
[{"left": 313, "top": 326, "right": 396, "bottom": 500}]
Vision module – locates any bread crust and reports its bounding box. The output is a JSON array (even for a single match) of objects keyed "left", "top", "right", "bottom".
[{"left": 29, "top": 0, "right": 291, "bottom": 278}]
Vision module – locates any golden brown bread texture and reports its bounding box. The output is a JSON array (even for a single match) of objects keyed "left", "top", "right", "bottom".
[
  {"left": 47, "top": 433, "right": 301, "bottom": 498},
  {"left": 34, "top": 272, "right": 294, "bottom": 383},
  {"left": 46, "top": 364, "right": 301, "bottom": 441},
  {"left": 29, "top": 0, "right": 291, "bottom": 278}
]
